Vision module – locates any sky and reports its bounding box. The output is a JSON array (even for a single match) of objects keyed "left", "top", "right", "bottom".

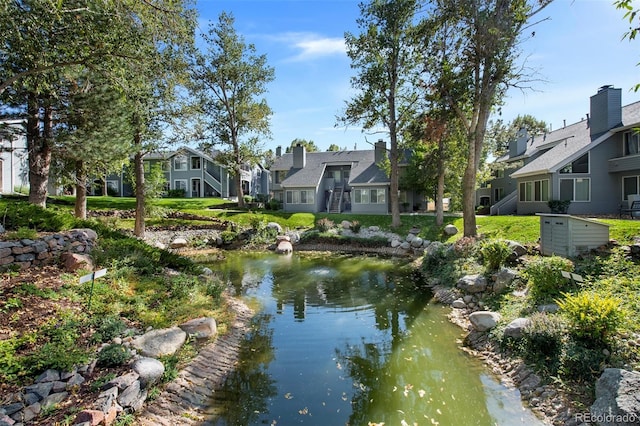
[{"left": 195, "top": 0, "right": 640, "bottom": 153}]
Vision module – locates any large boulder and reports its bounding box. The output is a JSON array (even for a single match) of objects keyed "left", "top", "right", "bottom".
[
  {"left": 169, "top": 237, "right": 188, "bottom": 249},
  {"left": 266, "top": 222, "right": 283, "bottom": 233},
  {"left": 503, "top": 318, "right": 531, "bottom": 339},
  {"left": 457, "top": 274, "right": 488, "bottom": 294},
  {"left": 469, "top": 311, "right": 501, "bottom": 332},
  {"left": 132, "top": 357, "right": 165, "bottom": 389},
  {"left": 590, "top": 368, "right": 640, "bottom": 425},
  {"left": 443, "top": 224, "right": 458, "bottom": 236},
  {"left": 179, "top": 317, "right": 217, "bottom": 339},
  {"left": 61, "top": 252, "right": 93, "bottom": 272},
  {"left": 492, "top": 268, "right": 517, "bottom": 294},
  {"left": 275, "top": 239, "right": 293, "bottom": 254},
  {"left": 131, "top": 327, "right": 187, "bottom": 358}
]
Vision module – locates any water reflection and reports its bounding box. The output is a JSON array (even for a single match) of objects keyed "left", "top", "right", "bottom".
[{"left": 206, "top": 253, "right": 544, "bottom": 426}]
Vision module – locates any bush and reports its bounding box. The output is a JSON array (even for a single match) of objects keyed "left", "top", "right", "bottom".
[
  {"left": 350, "top": 220, "right": 362, "bottom": 233},
  {"left": 91, "top": 315, "right": 127, "bottom": 344},
  {"left": 557, "top": 291, "right": 625, "bottom": 347},
  {"left": 243, "top": 195, "right": 253, "bottom": 204},
  {"left": 316, "top": 217, "right": 335, "bottom": 232},
  {"left": 559, "top": 340, "right": 607, "bottom": 382},
  {"left": 477, "top": 239, "right": 512, "bottom": 271},
  {"left": 167, "top": 189, "right": 186, "bottom": 198},
  {"left": 97, "top": 344, "right": 132, "bottom": 367},
  {"left": 523, "top": 256, "right": 574, "bottom": 302},
  {"left": 267, "top": 199, "right": 282, "bottom": 210},
  {"left": 521, "top": 312, "right": 566, "bottom": 373},
  {"left": 548, "top": 199, "right": 571, "bottom": 214}
]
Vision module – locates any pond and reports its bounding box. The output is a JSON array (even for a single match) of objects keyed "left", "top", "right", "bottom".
[{"left": 205, "top": 252, "right": 545, "bottom": 426}]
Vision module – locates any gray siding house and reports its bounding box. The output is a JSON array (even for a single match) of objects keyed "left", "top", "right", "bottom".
[
  {"left": 484, "top": 85, "right": 640, "bottom": 216},
  {"left": 0, "top": 119, "right": 29, "bottom": 194},
  {"left": 270, "top": 141, "right": 419, "bottom": 214},
  {"left": 106, "top": 146, "right": 269, "bottom": 200}
]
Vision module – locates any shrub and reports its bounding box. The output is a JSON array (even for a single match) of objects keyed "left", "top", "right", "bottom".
[
  {"left": 97, "top": 344, "right": 132, "bottom": 367},
  {"left": 350, "top": 220, "right": 362, "bottom": 233},
  {"left": 557, "top": 291, "right": 625, "bottom": 346},
  {"left": 167, "top": 189, "right": 186, "bottom": 198},
  {"left": 316, "top": 217, "right": 334, "bottom": 232},
  {"left": 478, "top": 239, "right": 512, "bottom": 271},
  {"left": 5, "top": 226, "right": 38, "bottom": 240},
  {"left": 523, "top": 256, "right": 574, "bottom": 301},
  {"left": 559, "top": 340, "right": 607, "bottom": 382},
  {"left": 548, "top": 199, "right": 571, "bottom": 214},
  {"left": 267, "top": 199, "right": 282, "bottom": 210},
  {"left": 91, "top": 315, "right": 127, "bottom": 343},
  {"left": 243, "top": 195, "right": 253, "bottom": 204},
  {"left": 521, "top": 312, "right": 566, "bottom": 373}
]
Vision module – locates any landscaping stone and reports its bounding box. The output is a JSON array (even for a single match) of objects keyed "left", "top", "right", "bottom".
[
  {"left": 492, "top": 268, "right": 517, "bottom": 294},
  {"left": 169, "top": 237, "right": 188, "bottom": 249},
  {"left": 469, "top": 311, "right": 501, "bottom": 332},
  {"left": 504, "top": 318, "right": 531, "bottom": 339},
  {"left": 61, "top": 252, "right": 93, "bottom": 272},
  {"left": 452, "top": 299, "right": 467, "bottom": 309},
  {"left": 266, "top": 222, "right": 283, "bottom": 233},
  {"left": 457, "top": 274, "right": 488, "bottom": 293},
  {"left": 132, "top": 358, "right": 165, "bottom": 389},
  {"left": 537, "top": 304, "right": 560, "bottom": 313},
  {"left": 443, "top": 224, "right": 458, "bottom": 236},
  {"left": 132, "top": 327, "right": 187, "bottom": 357},
  {"left": 275, "top": 239, "right": 293, "bottom": 254},
  {"left": 106, "top": 372, "right": 139, "bottom": 391},
  {"left": 74, "top": 409, "right": 105, "bottom": 426},
  {"left": 36, "top": 369, "right": 61, "bottom": 383},
  {"left": 410, "top": 236, "right": 424, "bottom": 248},
  {"left": 590, "top": 368, "right": 640, "bottom": 425},
  {"left": 179, "top": 317, "right": 217, "bottom": 339}
]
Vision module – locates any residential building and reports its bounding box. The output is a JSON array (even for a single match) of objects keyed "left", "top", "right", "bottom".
[
  {"left": 270, "top": 141, "right": 423, "bottom": 214},
  {"left": 484, "top": 85, "right": 640, "bottom": 216},
  {"left": 0, "top": 119, "right": 29, "bottom": 194},
  {"left": 105, "top": 146, "right": 269, "bottom": 200}
]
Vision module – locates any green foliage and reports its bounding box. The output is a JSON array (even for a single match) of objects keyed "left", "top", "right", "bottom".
[
  {"left": 557, "top": 291, "right": 626, "bottom": 346},
  {"left": 523, "top": 256, "right": 574, "bottom": 302},
  {"left": 520, "top": 313, "right": 566, "bottom": 373},
  {"left": 167, "top": 189, "right": 186, "bottom": 198},
  {"left": 548, "top": 200, "right": 571, "bottom": 214},
  {"left": 243, "top": 195, "right": 253, "bottom": 204},
  {"left": 350, "top": 220, "right": 362, "bottom": 233},
  {"left": 221, "top": 227, "right": 238, "bottom": 244},
  {"left": 559, "top": 340, "right": 607, "bottom": 383},
  {"left": 90, "top": 315, "right": 127, "bottom": 344},
  {"left": 316, "top": 217, "right": 335, "bottom": 232},
  {"left": 1, "top": 202, "right": 76, "bottom": 232},
  {"left": 0, "top": 334, "right": 36, "bottom": 383},
  {"left": 97, "top": 344, "right": 132, "bottom": 367},
  {"left": 90, "top": 372, "right": 117, "bottom": 392},
  {"left": 4, "top": 226, "right": 38, "bottom": 240},
  {"left": 168, "top": 275, "right": 199, "bottom": 299},
  {"left": 477, "top": 239, "right": 512, "bottom": 271}
]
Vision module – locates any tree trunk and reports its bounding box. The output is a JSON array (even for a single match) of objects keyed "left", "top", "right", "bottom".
[
  {"left": 74, "top": 159, "right": 87, "bottom": 219},
  {"left": 462, "top": 154, "right": 477, "bottom": 237},
  {"left": 102, "top": 175, "right": 108, "bottom": 196},
  {"left": 133, "top": 144, "right": 146, "bottom": 238},
  {"left": 27, "top": 94, "right": 52, "bottom": 208},
  {"left": 235, "top": 171, "right": 244, "bottom": 208},
  {"left": 436, "top": 146, "right": 445, "bottom": 227}
]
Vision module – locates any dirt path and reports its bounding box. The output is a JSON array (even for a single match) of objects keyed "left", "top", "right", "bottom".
[{"left": 136, "top": 297, "right": 253, "bottom": 426}]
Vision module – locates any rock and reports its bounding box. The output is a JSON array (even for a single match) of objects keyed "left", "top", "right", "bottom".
[
  {"left": 390, "top": 238, "right": 402, "bottom": 248},
  {"left": 492, "top": 268, "right": 517, "bottom": 294},
  {"left": 410, "top": 236, "right": 424, "bottom": 248},
  {"left": 368, "top": 226, "right": 380, "bottom": 232},
  {"left": 106, "top": 372, "right": 139, "bottom": 391},
  {"left": 276, "top": 235, "right": 290, "bottom": 242},
  {"left": 504, "top": 318, "right": 532, "bottom": 339},
  {"left": 2, "top": 403, "right": 24, "bottom": 416},
  {"left": 117, "top": 381, "right": 147, "bottom": 412},
  {"left": 169, "top": 237, "right": 188, "bottom": 249},
  {"left": 400, "top": 241, "right": 411, "bottom": 250},
  {"left": 19, "top": 402, "right": 40, "bottom": 422},
  {"left": 0, "top": 413, "right": 14, "bottom": 425},
  {"left": 132, "top": 358, "right": 165, "bottom": 389},
  {"left": 443, "top": 224, "right": 458, "bottom": 236},
  {"left": 425, "top": 241, "right": 445, "bottom": 256},
  {"left": 266, "top": 222, "right": 283, "bottom": 233},
  {"left": 452, "top": 299, "right": 467, "bottom": 309},
  {"left": 457, "top": 274, "right": 488, "bottom": 293},
  {"left": 537, "top": 304, "right": 560, "bottom": 313},
  {"left": 36, "top": 369, "right": 61, "bottom": 383},
  {"left": 340, "top": 220, "right": 352, "bottom": 229},
  {"left": 61, "top": 252, "right": 93, "bottom": 272},
  {"left": 41, "top": 391, "right": 68, "bottom": 408},
  {"left": 71, "top": 228, "right": 98, "bottom": 241},
  {"left": 275, "top": 239, "right": 293, "bottom": 254},
  {"left": 131, "top": 327, "right": 187, "bottom": 358},
  {"left": 179, "top": 317, "right": 217, "bottom": 339},
  {"left": 409, "top": 226, "right": 421, "bottom": 235},
  {"left": 469, "top": 311, "right": 501, "bottom": 332},
  {"left": 507, "top": 240, "right": 527, "bottom": 257},
  {"left": 24, "top": 382, "right": 53, "bottom": 401},
  {"left": 74, "top": 410, "right": 105, "bottom": 426},
  {"left": 95, "top": 387, "right": 118, "bottom": 413},
  {"left": 406, "top": 233, "right": 416, "bottom": 243},
  {"left": 590, "top": 368, "right": 640, "bottom": 425},
  {"left": 65, "top": 372, "right": 85, "bottom": 388},
  {"left": 201, "top": 267, "right": 213, "bottom": 276}
]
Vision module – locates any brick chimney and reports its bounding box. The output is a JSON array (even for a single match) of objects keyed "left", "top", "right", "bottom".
[
  {"left": 590, "top": 85, "right": 622, "bottom": 137},
  {"left": 374, "top": 140, "right": 386, "bottom": 163},
  {"left": 292, "top": 143, "right": 306, "bottom": 168},
  {"left": 276, "top": 146, "right": 282, "bottom": 157}
]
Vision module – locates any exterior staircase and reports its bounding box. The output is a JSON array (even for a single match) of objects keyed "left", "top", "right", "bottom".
[
  {"left": 329, "top": 187, "right": 344, "bottom": 213},
  {"left": 490, "top": 190, "right": 517, "bottom": 215}
]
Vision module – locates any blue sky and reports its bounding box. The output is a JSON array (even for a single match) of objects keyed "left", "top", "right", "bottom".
[{"left": 195, "top": 0, "right": 640, "bottom": 152}]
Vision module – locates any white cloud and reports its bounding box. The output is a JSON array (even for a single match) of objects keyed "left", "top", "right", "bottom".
[{"left": 270, "top": 32, "right": 346, "bottom": 62}]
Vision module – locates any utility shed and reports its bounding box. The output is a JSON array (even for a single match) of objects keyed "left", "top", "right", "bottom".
[{"left": 538, "top": 214, "right": 610, "bottom": 258}]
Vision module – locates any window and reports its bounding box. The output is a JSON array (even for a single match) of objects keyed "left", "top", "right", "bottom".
[
  {"left": 106, "top": 181, "right": 119, "bottom": 196},
  {"left": 174, "top": 156, "right": 187, "bottom": 171},
  {"left": 519, "top": 179, "right": 549, "bottom": 202},
  {"left": 623, "top": 176, "right": 640, "bottom": 200},
  {"left": 354, "top": 188, "right": 386, "bottom": 204},
  {"left": 559, "top": 178, "right": 590, "bottom": 202},
  {"left": 494, "top": 187, "right": 505, "bottom": 202},
  {"left": 174, "top": 180, "right": 187, "bottom": 192},
  {"left": 285, "top": 190, "right": 314, "bottom": 204},
  {"left": 191, "top": 157, "right": 201, "bottom": 170},
  {"left": 559, "top": 153, "right": 589, "bottom": 173},
  {"left": 624, "top": 131, "right": 640, "bottom": 156},
  {"left": 494, "top": 169, "right": 504, "bottom": 178}
]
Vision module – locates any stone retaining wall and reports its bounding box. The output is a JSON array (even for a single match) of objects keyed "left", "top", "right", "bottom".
[{"left": 0, "top": 229, "right": 97, "bottom": 270}]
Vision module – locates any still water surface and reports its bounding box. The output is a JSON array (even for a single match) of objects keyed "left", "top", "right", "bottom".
[{"left": 206, "top": 252, "right": 545, "bottom": 426}]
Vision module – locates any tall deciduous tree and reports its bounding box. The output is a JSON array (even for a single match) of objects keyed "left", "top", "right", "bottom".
[
  {"left": 192, "top": 12, "right": 275, "bottom": 209},
  {"left": 285, "top": 139, "right": 319, "bottom": 153},
  {"left": 424, "top": 0, "right": 552, "bottom": 237},
  {"left": 339, "top": 0, "right": 423, "bottom": 228}
]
